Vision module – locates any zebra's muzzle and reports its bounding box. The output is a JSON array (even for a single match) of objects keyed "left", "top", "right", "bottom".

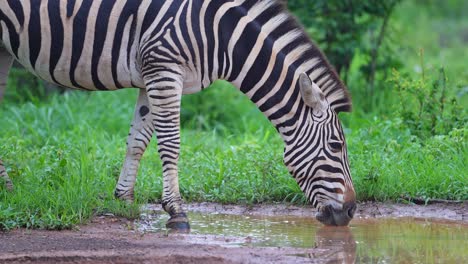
[{"left": 316, "top": 201, "right": 356, "bottom": 226}]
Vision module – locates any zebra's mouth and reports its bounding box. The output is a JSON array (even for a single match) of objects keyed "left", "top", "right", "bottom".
[
  {"left": 316, "top": 202, "right": 356, "bottom": 226},
  {"left": 316, "top": 205, "right": 335, "bottom": 225}
]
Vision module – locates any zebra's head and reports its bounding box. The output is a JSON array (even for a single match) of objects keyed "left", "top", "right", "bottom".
[{"left": 284, "top": 73, "right": 356, "bottom": 226}]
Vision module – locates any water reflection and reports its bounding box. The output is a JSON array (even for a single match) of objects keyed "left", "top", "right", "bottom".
[
  {"left": 313, "top": 226, "right": 356, "bottom": 264},
  {"left": 137, "top": 210, "right": 468, "bottom": 263}
]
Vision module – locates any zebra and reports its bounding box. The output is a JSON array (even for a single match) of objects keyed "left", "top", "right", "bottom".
[{"left": 0, "top": 0, "right": 356, "bottom": 228}]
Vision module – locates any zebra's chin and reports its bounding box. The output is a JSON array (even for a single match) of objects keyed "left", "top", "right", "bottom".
[{"left": 316, "top": 201, "right": 357, "bottom": 226}]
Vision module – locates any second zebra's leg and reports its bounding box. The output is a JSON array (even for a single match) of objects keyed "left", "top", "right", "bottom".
[
  {"left": 144, "top": 71, "right": 189, "bottom": 230},
  {"left": 114, "top": 89, "right": 154, "bottom": 201},
  {"left": 0, "top": 160, "right": 13, "bottom": 191},
  {"left": 0, "top": 48, "right": 13, "bottom": 190},
  {"left": 0, "top": 46, "right": 13, "bottom": 101}
]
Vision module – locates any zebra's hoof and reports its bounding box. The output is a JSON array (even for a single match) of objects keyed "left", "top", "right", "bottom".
[
  {"left": 166, "top": 213, "right": 190, "bottom": 232},
  {"left": 114, "top": 189, "right": 134, "bottom": 203}
]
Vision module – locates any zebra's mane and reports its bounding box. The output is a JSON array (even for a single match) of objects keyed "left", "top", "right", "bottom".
[{"left": 255, "top": 0, "right": 352, "bottom": 112}]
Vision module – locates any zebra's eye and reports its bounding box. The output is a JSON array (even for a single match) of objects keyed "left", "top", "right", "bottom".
[{"left": 328, "top": 140, "right": 343, "bottom": 152}]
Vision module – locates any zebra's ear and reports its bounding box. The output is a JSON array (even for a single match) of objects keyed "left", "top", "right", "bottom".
[{"left": 299, "top": 73, "right": 328, "bottom": 112}]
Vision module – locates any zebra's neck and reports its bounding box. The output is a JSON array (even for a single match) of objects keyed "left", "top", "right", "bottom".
[{"left": 210, "top": 0, "right": 350, "bottom": 137}]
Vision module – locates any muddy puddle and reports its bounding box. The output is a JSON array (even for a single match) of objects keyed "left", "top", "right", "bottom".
[{"left": 138, "top": 208, "right": 468, "bottom": 263}]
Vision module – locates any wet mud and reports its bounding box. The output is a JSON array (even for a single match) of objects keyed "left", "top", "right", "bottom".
[{"left": 0, "top": 202, "right": 467, "bottom": 263}]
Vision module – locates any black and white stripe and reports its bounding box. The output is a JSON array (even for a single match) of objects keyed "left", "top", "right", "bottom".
[{"left": 0, "top": 0, "right": 355, "bottom": 225}]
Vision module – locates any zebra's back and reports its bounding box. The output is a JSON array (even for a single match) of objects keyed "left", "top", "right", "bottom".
[{"left": 0, "top": 0, "right": 163, "bottom": 90}]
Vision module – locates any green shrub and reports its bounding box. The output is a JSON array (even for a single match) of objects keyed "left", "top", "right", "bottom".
[
  {"left": 288, "top": 0, "right": 402, "bottom": 111},
  {"left": 390, "top": 63, "right": 466, "bottom": 139}
]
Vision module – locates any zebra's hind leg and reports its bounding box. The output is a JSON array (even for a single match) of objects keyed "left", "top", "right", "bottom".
[
  {"left": 0, "top": 49, "right": 13, "bottom": 191},
  {"left": 143, "top": 70, "right": 189, "bottom": 231},
  {"left": 114, "top": 89, "right": 155, "bottom": 202},
  {"left": 0, "top": 160, "right": 13, "bottom": 191}
]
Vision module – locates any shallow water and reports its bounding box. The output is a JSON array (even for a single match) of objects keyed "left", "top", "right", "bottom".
[{"left": 139, "top": 211, "right": 468, "bottom": 263}]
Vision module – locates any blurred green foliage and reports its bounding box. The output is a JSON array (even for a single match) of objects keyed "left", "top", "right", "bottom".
[
  {"left": 5, "top": 67, "right": 64, "bottom": 103},
  {"left": 414, "top": 0, "right": 468, "bottom": 18},
  {"left": 288, "top": 0, "right": 399, "bottom": 72},
  {"left": 288, "top": 0, "right": 402, "bottom": 111},
  {"left": 390, "top": 65, "right": 466, "bottom": 139}
]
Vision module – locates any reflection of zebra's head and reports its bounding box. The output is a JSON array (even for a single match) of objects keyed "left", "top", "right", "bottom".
[{"left": 284, "top": 73, "right": 356, "bottom": 226}]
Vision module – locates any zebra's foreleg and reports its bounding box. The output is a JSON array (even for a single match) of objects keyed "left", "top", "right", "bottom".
[
  {"left": 114, "top": 89, "right": 154, "bottom": 202},
  {"left": 144, "top": 72, "right": 189, "bottom": 231},
  {"left": 0, "top": 160, "right": 13, "bottom": 191}
]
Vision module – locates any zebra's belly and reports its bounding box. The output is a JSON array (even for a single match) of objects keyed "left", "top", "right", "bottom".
[
  {"left": 12, "top": 42, "right": 145, "bottom": 91},
  {"left": 15, "top": 54, "right": 145, "bottom": 91}
]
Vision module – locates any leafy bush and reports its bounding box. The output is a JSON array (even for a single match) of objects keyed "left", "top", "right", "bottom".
[
  {"left": 390, "top": 63, "right": 466, "bottom": 139},
  {"left": 288, "top": 0, "right": 402, "bottom": 110}
]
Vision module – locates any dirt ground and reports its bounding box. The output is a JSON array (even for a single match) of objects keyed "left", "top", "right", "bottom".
[
  {"left": 183, "top": 201, "right": 468, "bottom": 222},
  {"left": 0, "top": 202, "right": 466, "bottom": 264}
]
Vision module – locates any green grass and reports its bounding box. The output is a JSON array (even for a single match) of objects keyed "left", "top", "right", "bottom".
[
  {"left": 347, "top": 117, "right": 467, "bottom": 201},
  {"left": 0, "top": 91, "right": 142, "bottom": 229},
  {"left": 1, "top": 84, "right": 466, "bottom": 230},
  {"left": 1, "top": 0, "right": 467, "bottom": 229},
  {"left": 0, "top": 87, "right": 305, "bottom": 230}
]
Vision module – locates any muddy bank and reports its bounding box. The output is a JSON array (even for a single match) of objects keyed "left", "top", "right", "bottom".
[
  {"left": 0, "top": 217, "right": 323, "bottom": 264},
  {"left": 180, "top": 201, "right": 468, "bottom": 223},
  {"left": 0, "top": 202, "right": 466, "bottom": 264}
]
